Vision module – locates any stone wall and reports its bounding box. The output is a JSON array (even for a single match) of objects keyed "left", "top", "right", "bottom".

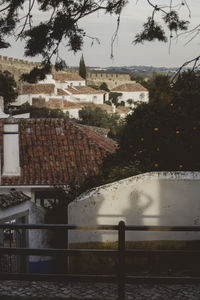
[
  {"left": 0, "top": 55, "right": 77, "bottom": 82},
  {"left": 86, "top": 72, "right": 131, "bottom": 89},
  {"left": 0, "top": 55, "right": 40, "bottom": 82},
  {"left": 0, "top": 55, "right": 131, "bottom": 89}
]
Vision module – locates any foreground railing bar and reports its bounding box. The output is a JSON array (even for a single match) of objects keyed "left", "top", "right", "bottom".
[
  {"left": 0, "top": 224, "right": 119, "bottom": 230},
  {"left": 0, "top": 247, "right": 118, "bottom": 256},
  {"left": 126, "top": 225, "right": 200, "bottom": 231},
  {"left": 1, "top": 224, "right": 200, "bottom": 231},
  {"left": 2, "top": 247, "right": 199, "bottom": 256},
  {"left": 126, "top": 275, "right": 200, "bottom": 284},
  {"left": 0, "top": 273, "right": 117, "bottom": 283},
  {"left": 126, "top": 249, "right": 200, "bottom": 255}
]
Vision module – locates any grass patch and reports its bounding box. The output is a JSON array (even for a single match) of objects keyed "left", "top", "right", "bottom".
[{"left": 69, "top": 240, "right": 200, "bottom": 275}]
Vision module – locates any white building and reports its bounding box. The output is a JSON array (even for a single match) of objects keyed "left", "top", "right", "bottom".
[
  {"left": 53, "top": 72, "right": 86, "bottom": 88},
  {"left": 111, "top": 82, "right": 149, "bottom": 107},
  {"left": 0, "top": 116, "right": 116, "bottom": 272},
  {"left": 69, "top": 171, "right": 200, "bottom": 244},
  {"left": 13, "top": 73, "right": 106, "bottom": 108}
]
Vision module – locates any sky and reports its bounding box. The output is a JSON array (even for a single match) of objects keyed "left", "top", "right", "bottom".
[{"left": 0, "top": 0, "right": 200, "bottom": 68}]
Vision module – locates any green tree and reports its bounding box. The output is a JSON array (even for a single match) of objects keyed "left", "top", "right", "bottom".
[
  {"left": 0, "top": 71, "right": 17, "bottom": 108},
  {"left": 79, "top": 106, "right": 124, "bottom": 138},
  {"left": 147, "top": 73, "right": 172, "bottom": 104},
  {"left": 100, "top": 94, "right": 200, "bottom": 183},
  {"left": 99, "top": 82, "right": 110, "bottom": 92},
  {"left": 172, "top": 70, "right": 200, "bottom": 101},
  {"left": 79, "top": 54, "right": 86, "bottom": 79},
  {"left": 109, "top": 92, "right": 122, "bottom": 107}
]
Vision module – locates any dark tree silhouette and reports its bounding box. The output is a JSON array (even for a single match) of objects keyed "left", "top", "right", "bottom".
[
  {"left": 0, "top": 71, "right": 18, "bottom": 108},
  {"left": 79, "top": 54, "right": 87, "bottom": 79},
  {"left": 0, "top": 0, "right": 194, "bottom": 74}
]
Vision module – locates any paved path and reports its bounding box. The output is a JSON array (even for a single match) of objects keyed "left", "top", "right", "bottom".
[{"left": 1, "top": 281, "right": 200, "bottom": 299}]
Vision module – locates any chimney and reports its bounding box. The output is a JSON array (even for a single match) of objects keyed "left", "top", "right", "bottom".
[{"left": 2, "top": 117, "right": 20, "bottom": 176}]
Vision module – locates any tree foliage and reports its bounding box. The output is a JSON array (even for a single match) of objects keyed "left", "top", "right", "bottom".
[
  {"left": 99, "top": 82, "right": 110, "bottom": 92},
  {"left": 0, "top": 71, "right": 18, "bottom": 108},
  {"left": 99, "top": 70, "right": 200, "bottom": 183},
  {"left": 0, "top": 0, "right": 195, "bottom": 74},
  {"left": 109, "top": 92, "right": 122, "bottom": 107},
  {"left": 147, "top": 73, "right": 172, "bottom": 104},
  {"left": 79, "top": 54, "right": 87, "bottom": 79},
  {"left": 79, "top": 106, "right": 124, "bottom": 138}
]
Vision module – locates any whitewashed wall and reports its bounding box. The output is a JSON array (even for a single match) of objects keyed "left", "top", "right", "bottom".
[
  {"left": 56, "top": 81, "right": 85, "bottom": 89},
  {"left": 118, "top": 91, "right": 149, "bottom": 105},
  {"left": 70, "top": 93, "right": 104, "bottom": 104},
  {"left": 69, "top": 172, "right": 200, "bottom": 243}
]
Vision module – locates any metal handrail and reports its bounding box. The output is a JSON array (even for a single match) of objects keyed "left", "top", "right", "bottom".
[{"left": 1, "top": 221, "right": 200, "bottom": 300}]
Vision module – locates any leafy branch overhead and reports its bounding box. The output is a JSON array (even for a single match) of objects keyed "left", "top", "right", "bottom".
[
  {"left": 0, "top": 0, "right": 128, "bottom": 63},
  {"left": 0, "top": 0, "right": 197, "bottom": 70},
  {"left": 134, "top": 11, "right": 189, "bottom": 44}
]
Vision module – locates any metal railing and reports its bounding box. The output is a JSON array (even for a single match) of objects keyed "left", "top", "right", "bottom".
[{"left": 1, "top": 221, "right": 200, "bottom": 300}]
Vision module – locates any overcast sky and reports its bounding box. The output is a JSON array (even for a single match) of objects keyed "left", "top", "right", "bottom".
[{"left": 1, "top": 0, "right": 200, "bottom": 68}]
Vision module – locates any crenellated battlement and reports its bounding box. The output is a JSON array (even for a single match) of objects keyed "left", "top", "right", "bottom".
[
  {"left": 86, "top": 71, "right": 131, "bottom": 89},
  {"left": 0, "top": 55, "right": 39, "bottom": 67},
  {"left": 0, "top": 55, "right": 41, "bottom": 82},
  {"left": 0, "top": 55, "right": 130, "bottom": 89},
  {"left": 86, "top": 72, "right": 130, "bottom": 81}
]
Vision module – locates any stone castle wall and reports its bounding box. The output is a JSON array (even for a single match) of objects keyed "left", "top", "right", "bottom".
[
  {"left": 0, "top": 55, "right": 40, "bottom": 82},
  {"left": 86, "top": 72, "right": 131, "bottom": 89},
  {"left": 0, "top": 55, "right": 77, "bottom": 82},
  {"left": 0, "top": 55, "right": 131, "bottom": 89}
]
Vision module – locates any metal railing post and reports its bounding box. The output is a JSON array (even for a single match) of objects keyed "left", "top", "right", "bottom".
[{"left": 118, "top": 220, "right": 125, "bottom": 300}]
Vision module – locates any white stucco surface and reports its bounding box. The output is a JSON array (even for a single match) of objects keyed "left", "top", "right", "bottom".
[
  {"left": 3, "top": 122, "right": 20, "bottom": 176},
  {"left": 117, "top": 91, "right": 149, "bottom": 106},
  {"left": 69, "top": 172, "right": 200, "bottom": 243}
]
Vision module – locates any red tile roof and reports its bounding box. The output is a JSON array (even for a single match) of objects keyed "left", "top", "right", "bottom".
[
  {"left": 53, "top": 72, "right": 84, "bottom": 82},
  {"left": 19, "top": 84, "right": 55, "bottom": 95},
  {"left": 0, "top": 191, "right": 31, "bottom": 209},
  {"left": 57, "top": 88, "right": 68, "bottom": 96},
  {"left": 0, "top": 119, "right": 116, "bottom": 186},
  {"left": 111, "top": 83, "right": 147, "bottom": 92},
  {"left": 66, "top": 86, "right": 105, "bottom": 95}
]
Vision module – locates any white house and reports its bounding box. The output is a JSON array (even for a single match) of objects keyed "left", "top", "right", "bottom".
[
  {"left": 0, "top": 116, "right": 116, "bottom": 272},
  {"left": 53, "top": 72, "right": 86, "bottom": 88},
  {"left": 111, "top": 82, "right": 149, "bottom": 107},
  {"left": 64, "top": 86, "right": 105, "bottom": 104},
  {"left": 13, "top": 73, "right": 107, "bottom": 108}
]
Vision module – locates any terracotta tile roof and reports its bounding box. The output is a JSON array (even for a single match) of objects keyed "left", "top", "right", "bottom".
[
  {"left": 111, "top": 83, "right": 147, "bottom": 92},
  {"left": 66, "top": 86, "right": 105, "bottom": 95},
  {"left": 79, "top": 125, "right": 109, "bottom": 138},
  {"left": 19, "top": 84, "right": 55, "bottom": 95},
  {"left": 32, "top": 98, "right": 46, "bottom": 107},
  {"left": 63, "top": 102, "right": 115, "bottom": 113},
  {"left": 57, "top": 88, "right": 68, "bottom": 96},
  {"left": 116, "top": 106, "right": 132, "bottom": 114},
  {"left": 63, "top": 101, "right": 78, "bottom": 109},
  {"left": 53, "top": 72, "right": 84, "bottom": 82},
  {"left": 0, "top": 119, "right": 116, "bottom": 186},
  {"left": 0, "top": 191, "right": 31, "bottom": 209}
]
